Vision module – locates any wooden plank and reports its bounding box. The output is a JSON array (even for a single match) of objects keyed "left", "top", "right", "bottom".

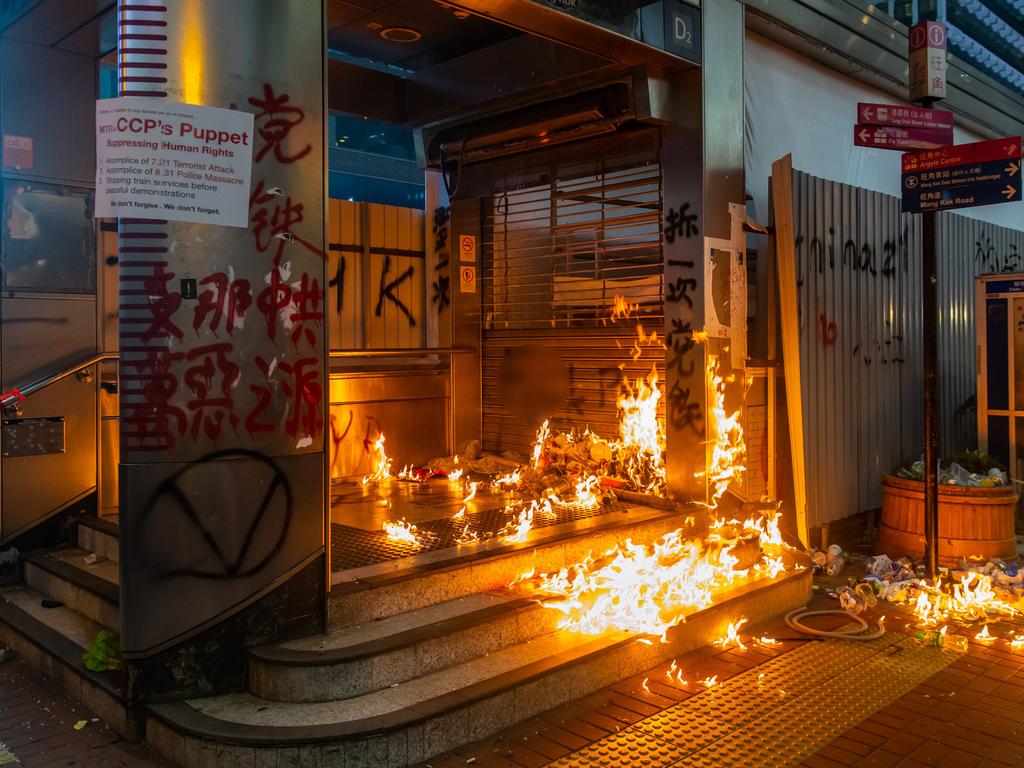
[{"left": 771, "top": 154, "right": 810, "bottom": 546}]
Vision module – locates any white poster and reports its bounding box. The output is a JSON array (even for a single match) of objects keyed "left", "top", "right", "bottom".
[{"left": 95, "top": 98, "right": 254, "bottom": 227}]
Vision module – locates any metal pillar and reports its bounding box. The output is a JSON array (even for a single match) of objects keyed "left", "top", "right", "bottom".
[
  {"left": 117, "top": 0, "right": 328, "bottom": 689},
  {"left": 922, "top": 210, "right": 940, "bottom": 578}
]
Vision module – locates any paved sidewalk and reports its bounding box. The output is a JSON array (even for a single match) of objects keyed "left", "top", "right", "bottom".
[
  {"left": 0, "top": 656, "right": 169, "bottom": 768},
  {"left": 419, "top": 586, "right": 1024, "bottom": 768}
]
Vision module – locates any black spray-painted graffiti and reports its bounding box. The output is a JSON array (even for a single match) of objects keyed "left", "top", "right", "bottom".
[
  {"left": 976, "top": 237, "right": 1020, "bottom": 273},
  {"left": 851, "top": 334, "right": 905, "bottom": 366},
  {"left": 137, "top": 449, "right": 292, "bottom": 580},
  {"left": 565, "top": 363, "right": 586, "bottom": 416},
  {"left": 328, "top": 255, "right": 346, "bottom": 314},
  {"left": 666, "top": 318, "right": 696, "bottom": 377},
  {"left": 663, "top": 201, "right": 704, "bottom": 438},
  {"left": 666, "top": 259, "right": 698, "bottom": 308},
  {"left": 375, "top": 254, "right": 416, "bottom": 325},
  {"left": 432, "top": 205, "right": 451, "bottom": 311},
  {"left": 664, "top": 203, "right": 698, "bottom": 244},
  {"left": 794, "top": 227, "right": 910, "bottom": 287}
]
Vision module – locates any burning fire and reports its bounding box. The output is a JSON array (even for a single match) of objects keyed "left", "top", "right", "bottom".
[
  {"left": 714, "top": 619, "right": 749, "bottom": 651},
  {"left": 383, "top": 518, "right": 421, "bottom": 547},
  {"left": 362, "top": 433, "right": 393, "bottom": 485},
  {"left": 500, "top": 497, "right": 554, "bottom": 543},
  {"left": 520, "top": 515, "right": 781, "bottom": 640},
  {"left": 449, "top": 456, "right": 463, "bottom": 481},
  {"left": 911, "top": 573, "right": 1017, "bottom": 627},
  {"left": 667, "top": 660, "right": 688, "bottom": 686},
  {"left": 531, "top": 419, "right": 551, "bottom": 469},
  {"left": 699, "top": 354, "right": 746, "bottom": 508},
  {"left": 505, "top": 298, "right": 778, "bottom": 640},
  {"left": 613, "top": 367, "right": 666, "bottom": 495}
]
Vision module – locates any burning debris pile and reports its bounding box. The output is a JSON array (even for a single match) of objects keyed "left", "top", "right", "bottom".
[
  {"left": 358, "top": 295, "right": 801, "bottom": 640},
  {"left": 819, "top": 551, "right": 1024, "bottom": 652},
  {"left": 513, "top": 511, "right": 791, "bottom": 640}
]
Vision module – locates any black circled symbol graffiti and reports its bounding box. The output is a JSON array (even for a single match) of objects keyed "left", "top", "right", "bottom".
[{"left": 135, "top": 449, "right": 293, "bottom": 580}]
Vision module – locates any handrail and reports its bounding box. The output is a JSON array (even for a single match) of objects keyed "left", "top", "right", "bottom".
[
  {"left": 1, "top": 352, "right": 118, "bottom": 412},
  {"left": 329, "top": 346, "right": 476, "bottom": 359},
  {"left": 0, "top": 347, "right": 475, "bottom": 411}
]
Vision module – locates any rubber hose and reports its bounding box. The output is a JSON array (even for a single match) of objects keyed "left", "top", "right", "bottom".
[{"left": 784, "top": 608, "right": 886, "bottom": 641}]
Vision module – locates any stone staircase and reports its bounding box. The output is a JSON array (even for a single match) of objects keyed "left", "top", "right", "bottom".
[
  {"left": 0, "top": 516, "right": 131, "bottom": 736},
  {"left": 0, "top": 507, "right": 811, "bottom": 768}
]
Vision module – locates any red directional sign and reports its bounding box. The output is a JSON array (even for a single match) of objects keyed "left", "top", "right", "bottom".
[
  {"left": 857, "top": 102, "right": 953, "bottom": 131},
  {"left": 902, "top": 136, "right": 1022, "bottom": 173},
  {"left": 855, "top": 124, "right": 952, "bottom": 151},
  {"left": 902, "top": 137, "right": 1022, "bottom": 213}
]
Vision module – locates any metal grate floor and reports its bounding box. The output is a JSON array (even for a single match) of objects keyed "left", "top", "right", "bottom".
[
  {"left": 546, "top": 630, "right": 962, "bottom": 767},
  {"left": 330, "top": 499, "right": 624, "bottom": 572}
]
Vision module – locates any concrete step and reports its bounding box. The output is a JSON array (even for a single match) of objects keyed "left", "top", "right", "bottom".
[
  {"left": 0, "top": 584, "right": 136, "bottom": 738},
  {"left": 76, "top": 517, "right": 120, "bottom": 564},
  {"left": 24, "top": 547, "right": 119, "bottom": 632},
  {"left": 249, "top": 592, "right": 561, "bottom": 702},
  {"left": 329, "top": 505, "right": 690, "bottom": 629},
  {"left": 145, "top": 566, "right": 811, "bottom": 768}
]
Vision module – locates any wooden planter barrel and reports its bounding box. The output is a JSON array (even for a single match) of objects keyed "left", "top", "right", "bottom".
[{"left": 877, "top": 475, "right": 1018, "bottom": 567}]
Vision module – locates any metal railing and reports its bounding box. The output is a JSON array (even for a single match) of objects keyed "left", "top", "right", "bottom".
[
  {"left": 0, "top": 347, "right": 474, "bottom": 413},
  {"left": 0, "top": 352, "right": 118, "bottom": 414},
  {"left": 328, "top": 346, "right": 475, "bottom": 359}
]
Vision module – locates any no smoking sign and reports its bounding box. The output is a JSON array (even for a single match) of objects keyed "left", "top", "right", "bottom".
[{"left": 459, "top": 234, "right": 476, "bottom": 262}]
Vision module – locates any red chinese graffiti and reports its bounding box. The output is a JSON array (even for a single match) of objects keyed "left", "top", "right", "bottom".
[
  {"left": 183, "top": 343, "right": 242, "bottom": 442},
  {"left": 122, "top": 347, "right": 186, "bottom": 448},
  {"left": 141, "top": 262, "right": 184, "bottom": 343},
  {"left": 193, "top": 272, "right": 252, "bottom": 336},
  {"left": 287, "top": 272, "right": 324, "bottom": 348},
  {"left": 245, "top": 355, "right": 277, "bottom": 437},
  {"left": 248, "top": 83, "right": 312, "bottom": 165},
  {"left": 818, "top": 313, "right": 838, "bottom": 348},
  {"left": 250, "top": 180, "right": 324, "bottom": 261},
  {"left": 279, "top": 357, "right": 322, "bottom": 440},
  {"left": 245, "top": 355, "right": 323, "bottom": 441}
]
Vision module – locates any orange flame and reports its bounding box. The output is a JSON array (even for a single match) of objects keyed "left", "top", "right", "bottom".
[
  {"left": 713, "top": 618, "right": 749, "bottom": 651},
  {"left": 699, "top": 354, "right": 746, "bottom": 508},
  {"left": 383, "top": 518, "right": 420, "bottom": 547},
  {"left": 910, "top": 573, "right": 1017, "bottom": 627},
  {"left": 362, "top": 433, "right": 393, "bottom": 485}
]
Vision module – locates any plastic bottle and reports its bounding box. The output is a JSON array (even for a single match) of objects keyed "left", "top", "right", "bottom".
[{"left": 915, "top": 629, "right": 968, "bottom": 652}]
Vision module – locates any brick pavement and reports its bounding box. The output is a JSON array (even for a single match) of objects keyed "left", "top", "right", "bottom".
[
  {"left": 0, "top": 656, "right": 169, "bottom": 768},
  {"left": 419, "top": 584, "right": 1024, "bottom": 768},
  {"left": 3, "top": 578, "right": 1023, "bottom": 768}
]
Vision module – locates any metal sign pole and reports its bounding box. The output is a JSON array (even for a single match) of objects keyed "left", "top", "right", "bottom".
[
  {"left": 921, "top": 205, "right": 940, "bottom": 579},
  {"left": 908, "top": 19, "right": 947, "bottom": 581}
]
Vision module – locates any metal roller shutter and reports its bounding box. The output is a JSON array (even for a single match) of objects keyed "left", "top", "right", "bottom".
[{"left": 475, "top": 129, "right": 664, "bottom": 456}]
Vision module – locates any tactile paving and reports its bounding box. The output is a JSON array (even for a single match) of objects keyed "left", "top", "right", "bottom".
[
  {"left": 573, "top": 728, "right": 685, "bottom": 768},
  {"left": 633, "top": 711, "right": 732, "bottom": 752},
  {"left": 545, "top": 755, "right": 600, "bottom": 768},
  {"left": 544, "top": 628, "right": 963, "bottom": 767}
]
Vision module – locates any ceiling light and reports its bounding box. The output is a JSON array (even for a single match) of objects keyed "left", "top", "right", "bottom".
[{"left": 379, "top": 26, "right": 421, "bottom": 43}]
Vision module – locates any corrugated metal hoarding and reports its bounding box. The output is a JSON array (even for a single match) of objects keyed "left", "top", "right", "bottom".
[{"left": 792, "top": 169, "right": 1024, "bottom": 527}]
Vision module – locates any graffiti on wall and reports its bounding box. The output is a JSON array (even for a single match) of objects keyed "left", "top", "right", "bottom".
[
  {"left": 663, "top": 200, "right": 704, "bottom": 437},
  {"left": 122, "top": 82, "right": 325, "bottom": 455},
  {"left": 432, "top": 205, "right": 452, "bottom": 311}
]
